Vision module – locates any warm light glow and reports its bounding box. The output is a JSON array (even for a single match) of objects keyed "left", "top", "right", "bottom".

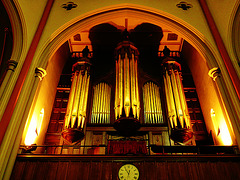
[
  {"left": 24, "top": 117, "right": 38, "bottom": 146},
  {"left": 219, "top": 120, "right": 233, "bottom": 145},
  {"left": 38, "top": 108, "right": 44, "bottom": 134},
  {"left": 210, "top": 109, "right": 215, "bottom": 117},
  {"left": 24, "top": 108, "right": 45, "bottom": 146},
  {"left": 210, "top": 108, "right": 232, "bottom": 145}
]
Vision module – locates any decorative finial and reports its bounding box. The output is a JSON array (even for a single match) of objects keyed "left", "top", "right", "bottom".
[
  {"left": 176, "top": 2, "right": 193, "bottom": 10},
  {"left": 122, "top": 29, "right": 130, "bottom": 40},
  {"left": 163, "top": 46, "right": 171, "bottom": 57},
  {"left": 61, "top": 2, "right": 77, "bottom": 10},
  {"left": 82, "top": 45, "right": 90, "bottom": 58}
]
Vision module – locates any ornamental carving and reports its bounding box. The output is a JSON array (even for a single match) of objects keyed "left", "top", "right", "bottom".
[
  {"left": 208, "top": 67, "right": 221, "bottom": 81},
  {"left": 176, "top": 2, "right": 193, "bottom": 10},
  {"left": 61, "top": 2, "right": 77, "bottom": 11}
]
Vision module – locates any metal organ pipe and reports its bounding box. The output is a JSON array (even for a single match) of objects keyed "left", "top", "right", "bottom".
[
  {"left": 114, "top": 41, "right": 141, "bottom": 136},
  {"left": 163, "top": 60, "right": 194, "bottom": 144},
  {"left": 91, "top": 82, "right": 111, "bottom": 124},
  {"left": 62, "top": 59, "right": 91, "bottom": 144},
  {"left": 114, "top": 42, "right": 140, "bottom": 120},
  {"left": 143, "top": 82, "right": 163, "bottom": 124}
]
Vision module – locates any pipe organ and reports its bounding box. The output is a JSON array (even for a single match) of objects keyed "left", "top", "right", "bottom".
[
  {"left": 61, "top": 58, "right": 91, "bottom": 143},
  {"left": 143, "top": 82, "right": 163, "bottom": 124},
  {"left": 113, "top": 41, "right": 141, "bottom": 135},
  {"left": 91, "top": 82, "right": 111, "bottom": 124},
  {"left": 58, "top": 40, "right": 194, "bottom": 143},
  {"left": 163, "top": 60, "right": 193, "bottom": 144}
]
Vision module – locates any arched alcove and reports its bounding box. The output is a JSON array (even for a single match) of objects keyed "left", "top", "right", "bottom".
[{"left": 24, "top": 5, "right": 236, "bottom": 147}]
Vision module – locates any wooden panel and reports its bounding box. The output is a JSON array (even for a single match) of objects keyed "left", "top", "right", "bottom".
[
  {"left": 135, "top": 162, "right": 146, "bottom": 180},
  {"left": 89, "top": 162, "right": 102, "bottom": 180},
  {"left": 10, "top": 161, "right": 26, "bottom": 180},
  {"left": 111, "top": 162, "right": 122, "bottom": 180},
  {"left": 198, "top": 162, "right": 213, "bottom": 180},
  {"left": 187, "top": 162, "right": 200, "bottom": 180},
  {"left": 21, "top": 161, "right": 37, "bottom": 180},
  {"left": 156, "top": 162, "right": 168, "bottom": 180},
  {"left": 177, "top": 162, "right": 189, "bottom": 179},
  {"left": 32, "top": 161, "right": 51, "bottom": 180},
  {"left": 11, "top": 157, "right": 240, "bottom": 180},
  {"left": 226, "top": 162, "right": 240, "bottom": 179},
  {"left": 144, "top": 161, "right": 156, "bottom": 180},
  {"left": 46, "top": 162, "right": 59, "bottom": 179},
  {"left": 55, "top": 161, "right": 69, "bottom": 180},
  {"left": 101, "top": 162, "right": 113, "bottom": 180},
  {"left": 167, "top": 162, "right": 181, "bottom": 179},
  {"left": 66, "top": 161, "right": 82, "bottom": 179}
]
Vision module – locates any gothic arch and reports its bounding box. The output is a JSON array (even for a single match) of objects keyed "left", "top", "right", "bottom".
[
  {"left": 31, "top": 4, "right": 239, "bottom": 147},
  {"left": 37, "top": 4, "right": 218, "bottom": 70}
]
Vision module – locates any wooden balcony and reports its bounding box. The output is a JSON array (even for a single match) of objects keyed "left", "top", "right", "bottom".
[{"left": 12, "top": 146, "right": 240, "bottom": 180}]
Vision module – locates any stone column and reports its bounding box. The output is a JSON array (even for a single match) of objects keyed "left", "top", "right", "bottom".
[
  {"left": 0, "top": 67, "right": 46, "bottom": 179},
  {"left": 0, "top": 60, "right": 18, "bottom": 117}
]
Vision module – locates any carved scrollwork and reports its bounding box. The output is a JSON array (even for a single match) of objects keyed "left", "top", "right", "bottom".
[
  {"left": 35, "top": 68, "right": 47, "bottom": 81},
  {"left": 208, "top": 67, "right": 221, "bottom": 81}
]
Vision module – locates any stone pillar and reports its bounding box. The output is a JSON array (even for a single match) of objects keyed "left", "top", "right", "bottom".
[
  {"left": 0, "top": 67, "right": 46, "bottom": 179},
  {"left": 0, "top": 60, "right": 18, "bottom": 116},
  {"left": 208, "top": 67, "right": 237, "bottom": 145}
]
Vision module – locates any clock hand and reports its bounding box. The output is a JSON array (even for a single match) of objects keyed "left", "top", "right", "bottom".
[{"left": 124, "top": 167, "right": 130, "bottom": 175}]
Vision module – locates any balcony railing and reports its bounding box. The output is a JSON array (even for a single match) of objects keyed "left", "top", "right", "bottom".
[
  {"left": 71, "top": 51, "right": 181, "bottom": 59},
  {"left": 19, "top": 144, "right": 239, "bottom": 156}
]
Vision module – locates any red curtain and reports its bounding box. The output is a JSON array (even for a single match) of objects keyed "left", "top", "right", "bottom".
[{"left": 107, "top": 140, "right": 148, "bottom": 155}]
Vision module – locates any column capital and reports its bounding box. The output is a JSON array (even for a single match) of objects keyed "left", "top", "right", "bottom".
[
  {"left": 208, "top": 67, "right": 221, "bottom": 81},
  {"left": 163, "top": 60, "right": 182, "bottom": 75},
  {"left": 72, "top": 58, "right": 91, "bottom": 73},
  {"left": 7, "top": 60, "right": 18, "bottom": 71},
  {"left": 35, "top": 67, "right": 47, "bottom": 81}
]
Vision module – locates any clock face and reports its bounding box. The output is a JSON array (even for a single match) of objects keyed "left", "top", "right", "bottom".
[{"left": 118, "top": 164, "right": 139, "bottom": 180}]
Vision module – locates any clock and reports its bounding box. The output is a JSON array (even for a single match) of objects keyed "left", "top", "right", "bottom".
[{"left": 118, "top": 164, "right": 139, "bottom": 180}]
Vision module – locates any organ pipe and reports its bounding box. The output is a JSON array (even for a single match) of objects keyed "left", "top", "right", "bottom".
[
  {"left": 62, "top": 58, "right": 91, "bottom": 143},
  {"left": 91, "top": 82, "right": 111, "bottom": 124},
  {"left": 114, "top": 41, "right": 141, "bottom": 135},
  {"left": 143, "top": 82, "right": 163, "bottom": 124},
  {"left": 114, "top": 41, "right": 140, "bottom": 120},
  {"left": 163, "top": 59, "right": 193, "bottom": 144}
]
